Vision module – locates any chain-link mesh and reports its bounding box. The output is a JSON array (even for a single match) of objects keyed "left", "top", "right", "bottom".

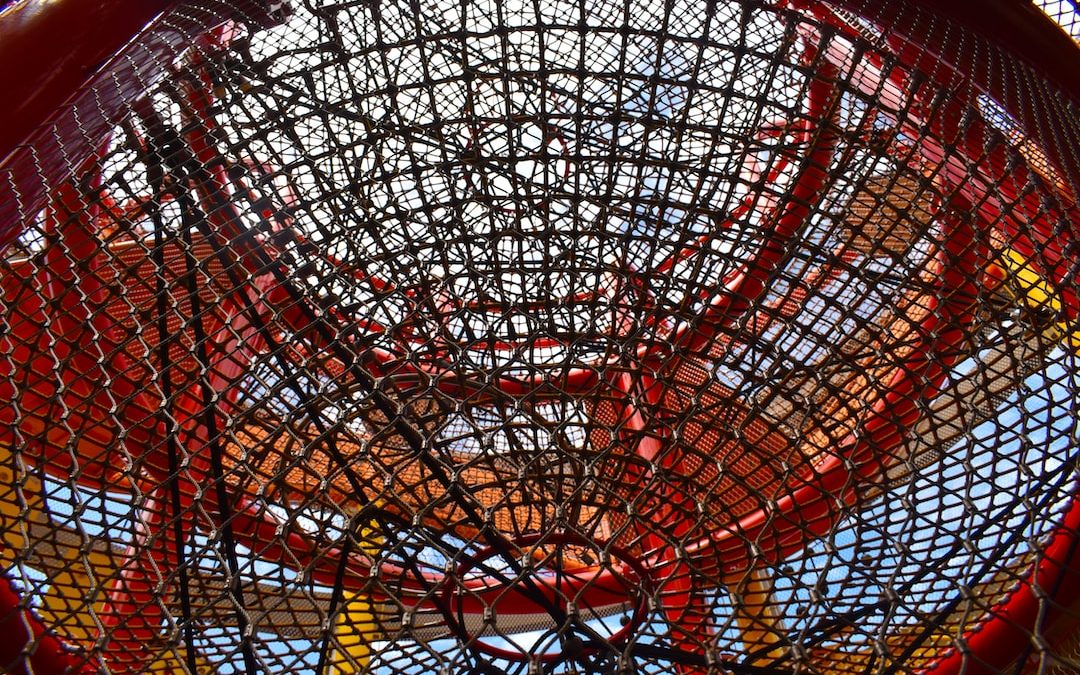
[
  {"left": 1035, "top": 0, "right": 1080, "bottom": 42},
  {"left": 1, "top": 0, "right": 1078, "bottom": 673}
]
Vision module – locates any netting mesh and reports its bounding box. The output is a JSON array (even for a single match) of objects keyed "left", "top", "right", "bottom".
[
  {"left": 0, "top": 0, "right": 1078, "bottom": 673},
  {"left": 1036, "top": 0, "right": 1080, "bottom": 42}
]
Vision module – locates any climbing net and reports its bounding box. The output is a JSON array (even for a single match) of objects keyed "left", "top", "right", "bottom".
[{"left": 0, "top": 0, "right": 1078, "bottom": 673}]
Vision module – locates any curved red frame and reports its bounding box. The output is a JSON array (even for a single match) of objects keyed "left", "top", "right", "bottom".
[{"left": 0, "top": 1, "right": 1079, "bottom": 674}]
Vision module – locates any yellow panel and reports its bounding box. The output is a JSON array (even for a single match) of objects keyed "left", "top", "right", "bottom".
[
  {"left": 728, "top": 568, "right": 787, "bottom": 663},
  {"left": 1000, "top": 248, "right": 1080, "bottom": 353},
  {"left": 0, "top": 445, "right": 44, "bottom": 554},
  {"left": 332, "top": 517, "right": 384, "bottom": 674}
]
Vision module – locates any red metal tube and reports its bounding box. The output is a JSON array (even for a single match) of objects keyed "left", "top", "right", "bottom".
[
  {"left": 683, "top": 203, "right": 990, "bottom": 571},
  {"left": 0, "top": 572, "right": 97, "bottom": 674},
  {"left": 926, "top": 493, "right": 1080, "bottom": 675}
]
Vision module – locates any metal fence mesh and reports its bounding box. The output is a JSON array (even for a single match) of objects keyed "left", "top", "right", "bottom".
[
  {"left": 1035, "top": 0, "right": 1080, "bottom": 42},
  {"left": 1, "top": 0, "right": 1078, "bottom": 673}
]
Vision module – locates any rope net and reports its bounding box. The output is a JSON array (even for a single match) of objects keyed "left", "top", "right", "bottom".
[{"left": 0, "top": 0, "right": 1078, "bottom": 673}]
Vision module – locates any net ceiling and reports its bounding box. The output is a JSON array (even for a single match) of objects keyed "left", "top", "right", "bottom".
[{"left": 0, "top": 0, "right": 1078, "bottom": 673}]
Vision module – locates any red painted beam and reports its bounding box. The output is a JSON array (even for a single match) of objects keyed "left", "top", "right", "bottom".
[
  {"left": 0, "top": 0, "right": 174, "bottom": 169},
  {"left": 0, "top": 0, "right": 287, "bottom": 249}
]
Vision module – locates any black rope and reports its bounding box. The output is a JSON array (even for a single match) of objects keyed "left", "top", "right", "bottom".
[
  {"left": 133, "top": 99, "right": 585, "bottom": 672},
  {"left": 176, "top": 51, "right": 588, "bottom": 629},
  {"left": 217, "top": 145, "right": 588, "bottom": 669},
  {"left": 877, "top": 452, "right": 1080, "bottom": 675},
  {"left": 134, "top": 104, "right": 465, "bottom": 657},
  {"left": 133, "top": 119, "right": 200, "bottom": 675},
  {"left": 173, "top": 175, "right": 262, "bottom": 675}
]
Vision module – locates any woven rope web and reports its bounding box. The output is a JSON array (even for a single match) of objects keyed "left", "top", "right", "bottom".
[{"left": 1, "top": 0, "right": 1078, "bottom": 673}]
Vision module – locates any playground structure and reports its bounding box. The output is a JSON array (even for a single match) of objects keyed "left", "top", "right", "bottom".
[{"left": 0, "top": 0, "right": 1079, "bottom": 673}]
